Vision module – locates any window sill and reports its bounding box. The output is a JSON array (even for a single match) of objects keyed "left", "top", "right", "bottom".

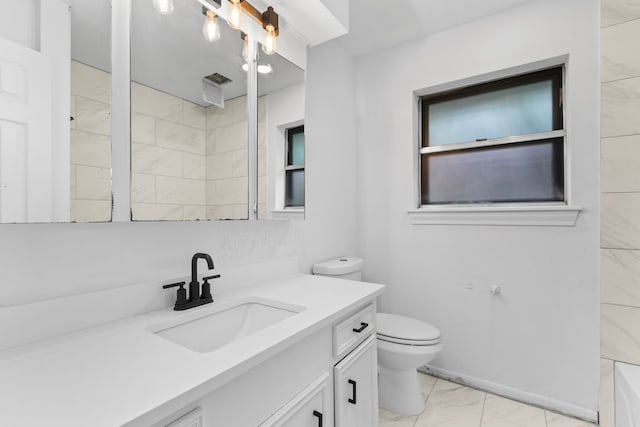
[
  {"left": 270, "top": 208, "right": 305, "bottom": 220},
  {"left": 407, "top": 205, "right": 582, "bottom": 226}
]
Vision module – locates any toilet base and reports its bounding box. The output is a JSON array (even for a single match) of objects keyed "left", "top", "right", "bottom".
[{"left": 378, "top": 365, "right": 425, "bottom": 415}]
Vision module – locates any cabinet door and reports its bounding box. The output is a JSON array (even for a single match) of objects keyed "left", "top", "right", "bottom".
[
  {"left": 260, "top": 372, "right": 332, "bottom": 427},
  {"left": 334, "top": 335, "right": 378, "bottom": 427}
]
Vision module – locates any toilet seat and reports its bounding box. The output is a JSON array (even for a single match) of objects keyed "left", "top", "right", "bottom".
[{"left": 376, "top": 313, "right": 441, "bottom": 346}]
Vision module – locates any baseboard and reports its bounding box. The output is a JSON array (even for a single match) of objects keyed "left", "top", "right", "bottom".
[{"left": 419, "top": 365, "right": 598, "bottom": 423}]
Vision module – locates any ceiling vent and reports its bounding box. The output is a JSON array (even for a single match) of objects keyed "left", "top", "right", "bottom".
[{"left": 204, "top": 72, "right": 232, "bottom": 85}]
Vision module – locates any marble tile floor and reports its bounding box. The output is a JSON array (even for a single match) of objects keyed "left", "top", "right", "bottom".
[{"left": 379, "top": 373, "right": 596, "bottom": 427}]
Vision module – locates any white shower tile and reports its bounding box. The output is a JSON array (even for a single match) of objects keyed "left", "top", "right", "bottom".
[
  {"left": 232, "top": 204, "right": 248, "bottom": 219},
  {"left": 75, "top": 96, "right": 111, "bottom": 136},
  {"left": 601, "top": 303, "right": 640, "bottom": 364},
  {"left": 206, "top": 152, "right": 234, "bottom": 180},
  {"left": 258, "top": 95, "right": 267, "bottom": 124},
  {"left": 599, "top": 358, "right": 615, "bottom": 427},
  {"left": 75, "top": 166, "right": 111, "bottom": 201},
  {"left": 232, "top": 149, "right": 248, "bottom": 178},
  {"left": 206, "top": 104, "right": 233, "bottom": 129},
  {"left": 602, "top": 77, "right": 640, "bottom": 138},
  {"left": 183, "top": 153, "right": 206, "bottom": 180},
  {"left": 131, "top": 112, "right": 155, "bottom": 145},
  {"left": 415, "top": 379, "right": 485, "bottom": 427},
  {"left": 184, "top": 205, "right": 206, "bottom": 221},
  {"left": 258, "top": 148, "right": 267, "bottom": 177},
  {"left": 71, "top": 200, "right": 111, "bottom": 222},
  {"left": 183, "top": 101, "right": 206, "bottom": 129},
  {"left": 601, "top": 0, "right": 640, "bottom": 28},
  {"left": 131, "top": 82, "right": 182, "bottom": 122},
  {"left": 70, "top": 61, "right": 111, "bottom": 104},
  {"left": 131, "top": 173, "right": 156, "bottom": 203},
  {"left": 132, "top": 143, "right": 183, "bottom": 177},
  {"left": 228, "top": 95, "right": 248, "bottom": 124},
  {"left": 602, "top": 249, "right": 640, "bottom": 307},
  {"left": 480, "top": 393, "right": 545, "bottom": 427},
  {"left": 601, "top": 193, "right": 640, "bottom": 249},
  {"left": 156, "top": 120, "right": 205, "bottom": 155},
  {"left": 215, "top": 122, "right": 248, "bottom": 153},
  {"left": 602, "top": 135, "right": 640, "bottom": 192},
  {"left": 132, "top": 203, "right": 184, "bottom": 221},
  {"left": 70, "top": 165, "right": 77, "bottom": 199},
  {"left": 602, "top": 19, "right": 640, "bottom": 82},
  {"left": 71, "top": 129, "right": 111, "bottom": 168},
  {"left": 156, "top": 176, "right": 205, "bottom": 206},
  {"left": 207, "top": 204, "right": 233, "bottom": 220},
  {"left": 206, "top": 130, "right": 217, "bottom": 155}
]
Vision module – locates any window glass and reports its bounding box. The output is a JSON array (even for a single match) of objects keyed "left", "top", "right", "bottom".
[
  {"left": 421, "top": 138, "right": 564, "bottom": 204},
  {"left": 427, "top": 80, "right": 555, "bottom": 146},
  {"left": 288, "top": 130, "right": 305, "bottom": 166},
  {"left": 285, "top": 170, "right": 305, "bottom": 207}
]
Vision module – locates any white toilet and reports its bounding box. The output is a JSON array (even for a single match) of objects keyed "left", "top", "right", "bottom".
[{"left": 312, "top": 257, "right": 443, "bottom": 416}]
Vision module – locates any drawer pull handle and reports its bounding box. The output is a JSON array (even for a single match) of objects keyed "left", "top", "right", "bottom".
[
  {"left": 352, "top": 322, "right": 368, "bottom": 333},
  {"left": 348, "top": 379, "right": 357, "bottom": 404},
  {"left": 313, "top": 410, "right": 323, "bottom": 426}
]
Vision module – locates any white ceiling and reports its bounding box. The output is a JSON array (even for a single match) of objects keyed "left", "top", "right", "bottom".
[{"left": 339, "top": 0, "right": 538, "bottom": 57}]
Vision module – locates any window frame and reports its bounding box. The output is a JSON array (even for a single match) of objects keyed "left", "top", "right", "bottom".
[
  {"left": 419, "top": 66, "right": 566, "bottom": 207},
  {"left": 284, "top": 124, "right": 305, "bottom": 208}
]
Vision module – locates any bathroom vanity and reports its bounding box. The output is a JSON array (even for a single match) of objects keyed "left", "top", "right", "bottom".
[{"left": 0, "top": 271, "right": 383, "bottom": 426}]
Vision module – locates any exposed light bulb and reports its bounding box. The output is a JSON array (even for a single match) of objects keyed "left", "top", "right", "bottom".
[
  {"left": 152, "top": 0, "right": 174, "bottom": 15},
  {"left": 228, "top": 0, "right": 242, "bottom": 30},
  {"left": 203, "top": 10, "right": 220, "bottom": 42},
  {"left": 262, "top": 25, "right": 277, "bottom": 55},
  {"left": 242, "top": 63, "right": 273, "bottom": 74},
  {"left": 241, "top": 33, "right": 249, "bottom": 62}
]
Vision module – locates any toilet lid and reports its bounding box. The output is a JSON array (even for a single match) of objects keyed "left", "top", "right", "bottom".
[{"left": 376, "top": 313, "right": 441, "bottom": 345}]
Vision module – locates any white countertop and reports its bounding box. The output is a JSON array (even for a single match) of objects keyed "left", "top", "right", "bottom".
[{"left": 0, "top": 274, "right": 384, "bottom": 426}]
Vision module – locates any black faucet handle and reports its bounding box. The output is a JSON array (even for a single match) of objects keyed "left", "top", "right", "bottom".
[
  {"left": 162, "top": 281, "right": 186, "bottom": 289},
  {"left": 203, "top": 274, "right": 221, "bottom": 281},
  {"left": 163, "top": 281, "right": 188, "bottom": 308}
]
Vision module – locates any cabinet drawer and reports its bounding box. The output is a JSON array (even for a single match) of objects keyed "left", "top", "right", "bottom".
[{"left": 333, "top": 304, "right": 375, "bottom": 359}]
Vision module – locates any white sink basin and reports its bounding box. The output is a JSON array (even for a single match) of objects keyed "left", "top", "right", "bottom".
[{"left": 148, "top": 298, "right": 303, "bottom": 353}]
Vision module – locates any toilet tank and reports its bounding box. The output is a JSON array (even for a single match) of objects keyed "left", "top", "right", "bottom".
[{"left": 312, "top": 257, "right": 363, "bottom": 281}]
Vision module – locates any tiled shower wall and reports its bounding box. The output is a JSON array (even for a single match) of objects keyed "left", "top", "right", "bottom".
[
  {"left": 70, "top": 60, "right": 253, "bottom": 222},
  {"left": 70, "top": 61, "right": 112, "bottom": 222},
  {"left": 600, "top": 1, "right": 640, "bottom": 426}
]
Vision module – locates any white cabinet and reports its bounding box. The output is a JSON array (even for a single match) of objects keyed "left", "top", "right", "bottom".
[
  {"left": 334, "top": 335, "right": 378, "bottom": 427},
  {"left": 260, "top": 372, "right": 332, "bottom": 427}
]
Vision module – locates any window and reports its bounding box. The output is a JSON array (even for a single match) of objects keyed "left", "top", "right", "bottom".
[
  {"left": 285, "top": 125, "right": 305, "bottom": 207},
  {"left": 420, "top": 67, "right": 564, "bottom": 206}
]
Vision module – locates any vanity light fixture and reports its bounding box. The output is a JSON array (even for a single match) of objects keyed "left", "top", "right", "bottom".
[
  {"left": 225, "top": 1, "right": 280, "bottom": 55},
  {"left": 202, "top": 8, "right": 221, "bottom": 42},
  {"left": 261, "top": 6, "right": 278, "bottom": 55},
  {"left": 152, "top": 0, "right": 174, "bottom": 15},
  {"left": 228, "top": 0, "right": 243, "bottom": 30}
]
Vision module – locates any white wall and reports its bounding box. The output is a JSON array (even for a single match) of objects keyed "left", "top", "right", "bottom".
[{"left": 355, "top": 0, "right": 600, "bottom": 413}]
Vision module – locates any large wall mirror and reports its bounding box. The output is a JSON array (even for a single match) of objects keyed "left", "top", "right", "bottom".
[{"left": 131, "top": 1, "right": 248, "bottom": 221}]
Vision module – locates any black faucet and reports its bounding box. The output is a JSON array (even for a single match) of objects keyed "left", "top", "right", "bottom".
[{"left": 163, "top": 252, "right": 220, "bottom": 311}]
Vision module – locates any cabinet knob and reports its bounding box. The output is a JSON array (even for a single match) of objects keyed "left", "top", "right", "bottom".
[{"left": 312, "top": 410, "right": 323, "bottom": 426}]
